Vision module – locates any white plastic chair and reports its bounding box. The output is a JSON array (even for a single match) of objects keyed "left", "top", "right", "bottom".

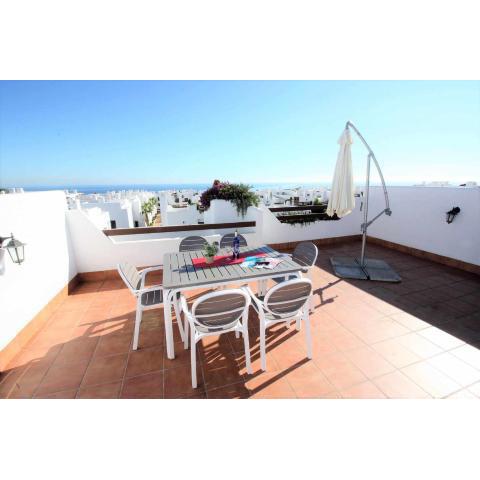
[
  {"left": 219, "top": 232, "right": 248, "bottom": 248},
  {"left": 180, "top": 289, "right": 252, "bottom": 388},
  {"left": 179, "top": 235, "right": 208, "bottom": 252},
  {"left": 272, "top": 242, "right": 318, "bottom": 312},
  {"left": 117, "top": 263, "right": 184, "bottom": 350},
  {"left": 246, "top": 278, "right": 313, "bottom": 371}
]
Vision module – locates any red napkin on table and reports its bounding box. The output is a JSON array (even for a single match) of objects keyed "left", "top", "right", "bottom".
[{"left": 192, "top": 252, "right": 267, "bottom": 268}]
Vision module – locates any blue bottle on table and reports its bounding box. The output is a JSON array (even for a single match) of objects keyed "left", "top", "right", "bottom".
[{"left": 233, "top": 230, "right": 240, "bottom": 260}]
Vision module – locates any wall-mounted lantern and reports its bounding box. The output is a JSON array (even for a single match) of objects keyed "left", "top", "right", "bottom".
[
  {"left": 446, "top": 206, "right": 461, "bottom": 224},
  {"left": 0, "top": 233, "right": 26, "bottom": 265}
]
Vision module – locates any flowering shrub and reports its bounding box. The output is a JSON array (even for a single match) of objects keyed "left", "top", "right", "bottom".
[{"left": 199, "top": 180, "right": 259, "bottom": 217}]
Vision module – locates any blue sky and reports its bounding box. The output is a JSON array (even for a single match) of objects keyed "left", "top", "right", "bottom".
[{"left": 0, "top": 81, "right": 478, "bottom": 187}]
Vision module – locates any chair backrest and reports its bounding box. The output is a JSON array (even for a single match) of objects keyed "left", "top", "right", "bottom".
[
  {"left": 179, "top": 235, "right": 208, "bottom": 252},
  {"left": 219, "top": 232, "right": 248, "bottom": 249},
  {"left": 292, "top": 242, "right": 318, "bottom": 268},
  {"left": 264, "top": 279, "right": 312, "bottom": 316},
  {"left": 117, "top": 263, "right": 141, "bottom": 294},
  {"left": 192, "top": 289, "right": 250, "bottom": 331}
]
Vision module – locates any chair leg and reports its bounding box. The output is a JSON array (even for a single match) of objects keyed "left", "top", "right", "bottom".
[
  {"left": 133, "top": 303, "right": 142, "bottom": 350},
  {"left": 303, "top": 308, "right": 313, "bottom": 359},
  {"left": 191, "top": 327, "right": 197, "bottom": 388},
  {"left": 235, "top": 330, "right": 240, "bottom": 339},
  {"left": 308, "top": 270, "right": 314, "bottom": 313},
  {"left": 296, "top": 316, "right": 301, "bottom": 331},
  {"left": 242, "top": 320, "right": 252, "bottom": 375},
  {"left": 183, "top": 316, "right": 189, "bottom": 350},
  {"left": 260, "top": 318, "right": 267, "bottom": 371}
]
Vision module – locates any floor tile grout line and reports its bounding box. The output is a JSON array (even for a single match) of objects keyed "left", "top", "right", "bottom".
[
  {"left": 0, "top": 364, "right": 32, "bottom": 399},
  {"left": 62, "top": 368, "right": 166, "bottom": 397},
  {"left": 441, "top": 383, "right": 478, "bottom": 399},
  {"left": 74, "top": 337, "right": 103, "bottom": 398},
  {"left": 23, "top": 299, "right": 100, "bottom": 399},
  {"left": 334, "top": 315, "right": 467, "bottom": 356},
  {"left": 74, "top": 285, "right": 146, "bottom": 394},
  {"left": 74, "top": 281, "right": 109, "bottom": 398},
  {"left": 371, "top": 373, "right": 433, "bottom": 399},
  {"left": 29, "top": 337, "right": 70, "bottom": 399},
  {"left": 1, "top": 306, "right": 94, "bottom": 392},
  {"left": 422, "top": 358, "right": 480, "bottom": 391},
  {"left": 318, "top": 338, "right": 480, "bottom": 398},
  {"left": 368, "top": 359, "right": 467, "bottom": 399},
  {"left": 119, "top": 344, "right": 138, "bottom": 399},
  {"left": 6, "top": 247, "right": 480, "bottom": 399},
  {"left": 314, "top": 344, "right": 429, "bottom": 397}
]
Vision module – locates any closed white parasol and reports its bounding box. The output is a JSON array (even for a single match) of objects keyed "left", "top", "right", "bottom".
[
  {"left": 326, "top": 128, "right": 355, "bottom": 218},
  {"left": 328, "top": 121, "right": 400, "bottom": 283}
]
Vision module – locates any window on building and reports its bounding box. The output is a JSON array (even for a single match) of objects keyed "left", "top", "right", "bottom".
[
  {"left": 110, "top": 220, "right": 117, "bottom": 229},
  {"left": 134, "top": 221, "right": 139, "bottom": 228}
]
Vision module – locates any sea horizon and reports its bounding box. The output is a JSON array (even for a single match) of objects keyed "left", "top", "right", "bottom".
[{"left": 7, "top": 180, "right": 434, "bottom": 195}]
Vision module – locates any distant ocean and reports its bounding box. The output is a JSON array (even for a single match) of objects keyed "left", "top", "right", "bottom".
[
  {"left": 20, "top": 183, "right": 334, "bottom": 194},
  {"left": 9, "top": 181, "right": 466, "bottom": 194}
]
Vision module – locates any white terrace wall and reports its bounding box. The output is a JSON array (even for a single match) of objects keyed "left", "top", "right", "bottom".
[
  {"left": 367, "top": 186, "right": 480, "bottom": 266},
  {"left": 0, "top": 191, "right": 77, "bottom": 351},
  {"left": 71, "top": 187, "right": 480, "bottom": 273},
  {"left": 164, "top": 204, "right": 200, "bottom": 226},
  {"left": 203, "top": 200, "right": 258, "bottom": 224},
  {"left": 67, "top": 209, "right": 258, "bottom": 272},
  {"left": 258, "top": 204, "right": 362, "bottom": 245}
]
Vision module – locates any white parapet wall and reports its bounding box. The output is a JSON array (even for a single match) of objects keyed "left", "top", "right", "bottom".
[
  {"left": 367, "top": 185, "right": 480, "bottom": 266},
  {"left": 258, "top": 203, "right": 362, "bottom": 245},
  {"left": 164, "top": 204, "right": 200, "bottom": 226},
  {"left": 67, "top": 209, "right": 259, "bottom": 272},
  {"left": 0, "top": 191, "right": 77, "bottom": 351},
  {"left": 68, "top": 187, "right": 480, "bottom": 273},
  {"left": 203, "top": 199, "right": 258, "bottom": 224}
]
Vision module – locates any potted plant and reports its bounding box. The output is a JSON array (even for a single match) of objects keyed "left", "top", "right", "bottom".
[
  {"left": 199, "top": 180, "right": 259, "bottom": 217},
  {"left": 203, "top": 241, "right": 219, "bottom": 264}
]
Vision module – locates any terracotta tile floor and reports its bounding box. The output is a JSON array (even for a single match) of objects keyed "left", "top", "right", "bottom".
[{"left": 2, "top": 241, "right": 480, "bottom": 399}]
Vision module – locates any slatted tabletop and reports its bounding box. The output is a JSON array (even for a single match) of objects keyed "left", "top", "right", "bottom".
[{"left": 163, "top": 245, "right": 304, "bottom": 290}]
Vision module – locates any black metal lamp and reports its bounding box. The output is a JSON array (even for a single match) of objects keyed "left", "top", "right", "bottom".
[
  {"left": 446, "top": 206, "right": 461, "bottom": 224},
  {"left": 0, "top": 233, "right": 26, "bottom": 265}
]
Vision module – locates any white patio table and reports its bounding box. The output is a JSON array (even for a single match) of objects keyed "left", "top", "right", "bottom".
[{"left": 162, "top": 244, "right": 305, "bottom": 359}]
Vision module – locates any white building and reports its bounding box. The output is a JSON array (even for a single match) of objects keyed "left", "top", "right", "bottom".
[
  {"left": 83, "top": 206, "right": 111, "bottom": 230},
  {"left": 81, "top": 200, "right": 133, "bottom": 229},
  {"left": 67, "top": 189, "right": 158, "bottom": 228},
  {"left": 159, "top": 190, "right": 203, "bottom": 226}
]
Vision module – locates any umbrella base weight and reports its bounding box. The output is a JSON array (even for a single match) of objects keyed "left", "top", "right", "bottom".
[
  {"left": 330, "top": 256, "right": 401, "bottom": 283},
  {"left": 330, "top": 256, "right": 368, "bottom": 280}
]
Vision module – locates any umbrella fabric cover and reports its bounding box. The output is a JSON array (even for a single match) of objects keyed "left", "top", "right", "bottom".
[{"left": 326, "top": 128, "right": 355, "bottom": 218}]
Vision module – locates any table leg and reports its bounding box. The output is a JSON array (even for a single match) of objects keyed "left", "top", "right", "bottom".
[
  {"left": 164, "top": 290, "right": 175, "bottom": 359},
  {"left": 258, "top": 279, "right": 267, "bottom": 297}
]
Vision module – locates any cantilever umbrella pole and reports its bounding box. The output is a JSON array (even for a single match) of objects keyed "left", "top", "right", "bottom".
[
  {"left": 360, "top": 153, "right": 371, "bottom": 266},
  {"left": 345, "top": 121, "right": 392, "bottom": 268},
  {"left": 330, "top": 122, "right": 400, "bottom": 282}
]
